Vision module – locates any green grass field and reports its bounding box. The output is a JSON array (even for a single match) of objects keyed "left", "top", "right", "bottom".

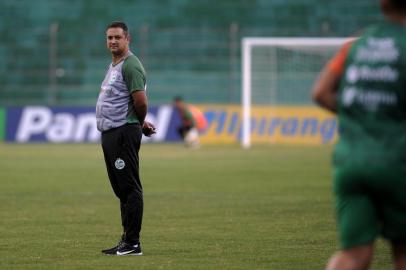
[{"left": 0, "top": 143, "right": 392, "bottom": 269}]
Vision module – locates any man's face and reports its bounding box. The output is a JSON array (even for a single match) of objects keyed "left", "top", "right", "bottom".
[{"left": 106, "top": 27, "right": 129, "bottom": 56}]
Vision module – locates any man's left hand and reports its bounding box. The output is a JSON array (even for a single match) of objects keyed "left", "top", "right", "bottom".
[{"left": 142, "top": 121, "right": 156, "bottom": 137}]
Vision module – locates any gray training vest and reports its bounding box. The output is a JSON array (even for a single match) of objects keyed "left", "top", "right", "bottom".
[{"left": 96, "top": 54, "right": 134, "bottom": 132}]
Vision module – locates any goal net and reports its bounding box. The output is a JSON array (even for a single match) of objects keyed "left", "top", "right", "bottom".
[{"left": 241, "top": 37, "right": 350, "bottom": 148}]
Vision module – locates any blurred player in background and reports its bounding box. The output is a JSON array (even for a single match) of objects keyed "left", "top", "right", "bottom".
[
  {"left": 96, "top": 21, "right": 155, "bottom": 256},
  {"left": 312, "top": 0, "right": 406, "bottom": 269},
  {"left": 173, "top": 96, "right": 200, "bottom": 148}
]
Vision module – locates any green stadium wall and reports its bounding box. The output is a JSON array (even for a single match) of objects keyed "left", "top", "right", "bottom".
[{"left": 0, "top": 0, "right": 384, "bottom": 106}]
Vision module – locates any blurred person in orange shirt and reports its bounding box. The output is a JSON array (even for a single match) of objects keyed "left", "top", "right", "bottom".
[{"left": 173, "top": 96, "right": 205, "bottom": 148}]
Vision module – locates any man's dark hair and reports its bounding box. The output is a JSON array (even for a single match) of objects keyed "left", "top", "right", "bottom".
[
  {"left": 106, "top": 21, "right": 129, "bottom": 36},
  {"left": 174, "top": 96, "right": 183, "bottom": 102},
  {"left": 391, "top": 0, "right": 406, "bottom": 9}
]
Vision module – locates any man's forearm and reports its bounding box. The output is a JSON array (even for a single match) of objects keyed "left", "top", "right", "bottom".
[
  {"left": 312, "top": 68, "right": 340, "bottom": 114},
  {"left": 132, "top": 91, "right": 148, "bottom": 125},
  {"left": 134, "top": 103, "right": 147, "bottom": 124},
  {"left": 315, "top": 93, "right": 337, "bottom": 113}
]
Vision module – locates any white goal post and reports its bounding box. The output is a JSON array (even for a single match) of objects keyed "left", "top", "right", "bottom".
[{"left": 241, "top": 37, "right": 351, "bottom": 149}]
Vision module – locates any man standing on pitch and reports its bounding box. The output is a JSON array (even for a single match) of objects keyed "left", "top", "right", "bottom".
[
  {"left": 312, "top": 0, "right": 406, "bottom": 269},
  {"left": 96, "top": 21, "right": 155, "bottom": 256}
]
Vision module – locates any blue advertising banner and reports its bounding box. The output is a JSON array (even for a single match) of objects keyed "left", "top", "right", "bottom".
[
  {"left": 0, "top": 107, "right": 4, "bottom": 141},
  {"left": 5, "top": 105, "right": 338, "bottom": 144},
  {"left": 5, "top": 106, "right": 181, "bottom": 143}
]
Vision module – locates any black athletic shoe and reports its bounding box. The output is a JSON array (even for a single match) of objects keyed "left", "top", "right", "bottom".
[
  {"left": 102, "top": 236, "right": 124, "bottom": 255},
  {"left": 116, "top": 242, "right": 142, "bottom": 256}
]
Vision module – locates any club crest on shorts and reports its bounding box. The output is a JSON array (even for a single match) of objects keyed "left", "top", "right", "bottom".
[{"left": 115, "top": 158, "right": 125, "bottom": 170}]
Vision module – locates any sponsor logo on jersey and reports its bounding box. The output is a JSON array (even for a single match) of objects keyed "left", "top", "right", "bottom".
[
  {"left": 355, "top": 37, "right": 399, "bottom": 63},
  {"left": 108, "top": 70, "right": 120, "bottom": 85},
  {"left": 346, "top": 65, "right": 399, "bottom": 83},
  {"left": 342, "top": 87, "right": 397, "bottom": 111}
]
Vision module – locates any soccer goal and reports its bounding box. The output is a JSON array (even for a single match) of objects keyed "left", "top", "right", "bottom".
[{"left": 241, "top": 37, "right": 350, "bottom": 148}]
